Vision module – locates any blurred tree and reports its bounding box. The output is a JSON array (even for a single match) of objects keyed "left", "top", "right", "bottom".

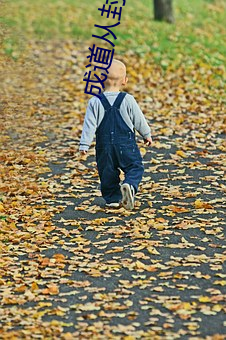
[{"left": 153, "top": 0, "right": 174, "bottom": 23}]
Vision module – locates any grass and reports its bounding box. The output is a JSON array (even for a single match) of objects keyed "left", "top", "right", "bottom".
[{"left": 0, "top": 0, "right": 225, "bottom": 66}]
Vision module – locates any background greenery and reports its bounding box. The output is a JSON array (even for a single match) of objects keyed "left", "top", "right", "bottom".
[{"left": 1, "top": 0, "right": 225, "bottom": 66}]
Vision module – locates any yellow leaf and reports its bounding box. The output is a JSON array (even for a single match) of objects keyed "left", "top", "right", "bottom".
[
  {"left": 37, "top": 302, "right": 52, "bottom": 309},
  {"left": 214, "top": 280, "right": 226, "bottom": 286},
  {"left": 92, "top": 218, "right": 108, "bottom": 225},
  {"left": 48, "top": 284, "right": 59, "bottom": 295},
  {"left": 147, "top": 246, "right": 160, "bottom": 255},
  {"left": 212, "top": 304, "right": 223, "bottom": 312},
  {"left": 62, "top": 333, "right": 75, "bottom": 340},
  {"left": 31, "top": 282, "right": 39, "bottom": 292},
  {"left": 176, "top": 150, "right": 187, "bottom": 158},
  {"left": 9, "top": 222, "right": 16, "bottom": 228},
  {"left": 0, "top": 203, "right": 5, "bottom": 212},
  {"left": 140, "top": 147, "right": 146, "bottom": 156},
  {"left": 135, "top": 260, "right": 147, "bottom": 269},
  {"left": 50, "top": 320, "right": 60, "bottom": 326},
  {"left": 155, "top": 224, "right": 167, "bottom": 230},
  {"left": 53, "top": 253, "right": 66, "bottom": 262},
  {"left": 182, "top": 302, "right": 193, "bottom": 310},
  {"left": 153, "top": 286, "right": 164, "bottom": 292},
  {"left": 187, "top": 323, "right": 199, "bottom": 331},
  {"left": 151, "top": 158, "right": 160, "bottom": 164},
  {"left": 198, "top": 296, "right": 211, "bottom": 303},
  {"left": 135, "top": 260, "right": 157, "bottom": 272},
  {"left": 42, "top": 284, "right": 59, "bottom": 295},
  {"left": 194, "top": 199, "right": 213, "bottom": 209},
  {"left": 14, "top": 285, "right": 27, "bottom": 293},
  {"left": 106, "top": 247, "right": 124, "bottom": 254}
]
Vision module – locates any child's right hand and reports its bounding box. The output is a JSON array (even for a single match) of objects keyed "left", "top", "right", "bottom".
[
  {"left": 80, "top": 150, "right": 87, "bottom": 155},
  {"left": 144, "top": 137, "right": 152, "bottom": 146}
]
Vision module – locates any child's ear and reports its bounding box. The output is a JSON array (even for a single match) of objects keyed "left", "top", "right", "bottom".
[
  {"left": 100, "top": 71, "right": 107, "bottom": 80},
  {"left": 122, "top": 76, "right": 128, "bottom": 85}
]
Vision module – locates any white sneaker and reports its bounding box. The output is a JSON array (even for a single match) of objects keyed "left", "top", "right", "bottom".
[
  {"left": 105, "top": 202, "right": 121, "bottom": 208},
  {"left": 120, "top": 183, "right": 135, "bottom": 210}
]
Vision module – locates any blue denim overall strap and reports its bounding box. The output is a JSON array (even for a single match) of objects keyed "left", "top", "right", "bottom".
[
  {"left": 96, "top": 92, "right": 135, "bottom": 146},
  {"left": 98, "top": 93, "right": 112, "bottom": 111}
]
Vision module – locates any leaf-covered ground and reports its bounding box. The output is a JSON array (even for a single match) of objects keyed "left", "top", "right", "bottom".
[{"left": 0, "top": 38, "right": 225, "bottom": 339}]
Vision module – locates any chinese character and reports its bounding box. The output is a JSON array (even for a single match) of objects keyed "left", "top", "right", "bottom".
[
  {"left": 85, "top": 44, "right": 115, "bottom": 73},
  {"left": 92, "top": 22, "right": 120, "bottom": 47},
  {"left": 83, "top": 71, "right": 107, "bottom": 99},
  {"left": 98, "top": 4, "right": 122, "bottom": 21},
  {"left": 105, "top": 0, "right": 126, "bottom": 5}
]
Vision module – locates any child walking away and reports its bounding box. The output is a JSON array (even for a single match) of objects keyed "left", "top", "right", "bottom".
[{"left": 79, "top": 59, "right": 152, "bottom": 210}]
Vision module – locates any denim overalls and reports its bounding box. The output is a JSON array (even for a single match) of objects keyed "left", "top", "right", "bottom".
[{"left": 95, "top": 92, "right": 144, "bottom": 204}]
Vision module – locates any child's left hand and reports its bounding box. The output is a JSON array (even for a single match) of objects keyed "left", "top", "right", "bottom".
[
  {"left": 80, "top": 150, "right": 87, "bottom": 155},
  {"left": 144, "top": 137, "right": 152, "bottom": 146}
]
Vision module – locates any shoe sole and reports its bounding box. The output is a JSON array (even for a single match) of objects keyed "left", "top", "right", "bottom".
[
  {"left": 120, "top": 183, "right": 134, "bottom": 210},
  {"left": 105, "top": 203, "right": 121, "bottom": 208}
]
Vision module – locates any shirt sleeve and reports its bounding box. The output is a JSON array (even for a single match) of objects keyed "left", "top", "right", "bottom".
[
  {"left": 129, "top": 95, "right": 151, "bottom": 139},
  {"left": 79, "top": 99, "right": 97, "bottom": 151}
]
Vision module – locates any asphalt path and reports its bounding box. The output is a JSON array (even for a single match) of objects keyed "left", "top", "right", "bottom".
[{"left": 30, "top": 127, "right": 226, "bottom": 339}]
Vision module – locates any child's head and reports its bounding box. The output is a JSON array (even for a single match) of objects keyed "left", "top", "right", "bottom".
[{"left": 103, "top": 59, "right": 128, "bottom": 90}]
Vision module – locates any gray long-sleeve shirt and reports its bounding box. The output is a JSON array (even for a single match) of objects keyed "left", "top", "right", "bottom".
[{"left": 79, "top": 91, "right": 151, "bottom": 151}]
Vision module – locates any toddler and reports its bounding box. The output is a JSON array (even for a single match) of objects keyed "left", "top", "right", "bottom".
[{"left": 79, "top": 59, "right": 152, "bottom": 209}]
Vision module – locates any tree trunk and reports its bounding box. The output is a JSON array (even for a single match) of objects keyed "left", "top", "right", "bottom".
[{"left": 153, "top": 0, "right": 174, "bottom": 23}]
